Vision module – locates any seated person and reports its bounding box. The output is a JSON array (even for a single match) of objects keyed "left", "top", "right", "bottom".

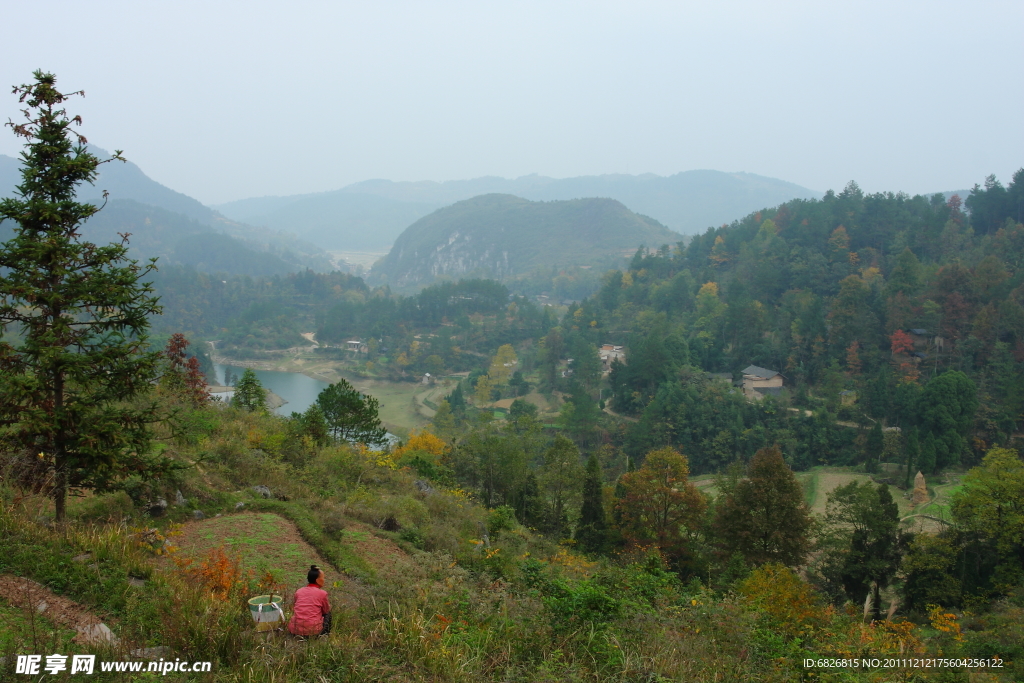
[{"left": 287, "top": 565, "right": 332, "bottom": 637}]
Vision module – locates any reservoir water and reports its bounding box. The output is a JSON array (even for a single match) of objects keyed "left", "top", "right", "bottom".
[{"left": 212, "top": 363, "right": 329, "bottom": 416}]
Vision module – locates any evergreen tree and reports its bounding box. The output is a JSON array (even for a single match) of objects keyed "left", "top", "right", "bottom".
[
  {"left": 160, "top": 333, "right": 210, "bottom": 407},
  {"left": 0, "top": 72, "right": 170, "bottom": 521},
  {"left": 918, "top": 370, "right": 978, "bottom": 470},
  {"left": 713, "top": 445, "right": 811, "bottom": 566},
  {"left": 316, "top": 379, "right": 388, "bottom": 445},
  {"left": 431, "top": 399, "right": 457, "bottom": 441},
  {"left": 918, "top": 432, "right": 938, "bottom": 474},
  {"left": 825, "top": 481, "right": 903, "bottom": 619},
  {"left": 232, "top": 369, "right": 267, "bottom": 412},
  {"left": 292, "top": 403, "right": 329, "bottom": 447},
  {"left": 575, "top": 454, "right": 608, "bottom": 554},
  {"left": 446, "top": 383, "right": 466, "bottom": 415}
]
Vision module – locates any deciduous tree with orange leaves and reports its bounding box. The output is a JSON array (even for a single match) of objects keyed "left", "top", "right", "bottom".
[{"left": 615, "top": 447, "right": 707, "bottom": 564}]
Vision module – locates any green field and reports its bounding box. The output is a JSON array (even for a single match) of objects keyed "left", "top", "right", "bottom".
[{"left": 171, "top": 512, "right": 330, "bottom": 585}]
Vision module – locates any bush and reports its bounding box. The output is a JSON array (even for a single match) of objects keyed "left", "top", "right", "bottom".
[
  {"left": 488, "top": 505, "right": 518, "bottom": 535},
  {"left": 69, "top": 491, "right": 136, "bottom": 523}
]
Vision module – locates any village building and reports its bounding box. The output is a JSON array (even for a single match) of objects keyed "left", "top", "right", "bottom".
[
  {"left": 741, "top": 364, "right": 784, "bottom": 399},
  {"left": 598, "top": 344, "right": 625, "bottom": 374}
]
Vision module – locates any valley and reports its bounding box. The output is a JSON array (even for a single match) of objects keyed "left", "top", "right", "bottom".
[{"left": 1, "top": 61, "right": 1023, "bottom": 682}]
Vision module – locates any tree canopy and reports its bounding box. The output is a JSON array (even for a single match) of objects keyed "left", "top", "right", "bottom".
[
  {"left": 713, "top": 445, "right": 811, "bottom": 567},
  {"left": 316, "top": 379, "right": 388, "bottom": 446}
]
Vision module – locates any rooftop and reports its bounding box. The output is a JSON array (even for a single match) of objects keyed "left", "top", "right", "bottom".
[{"left": 741, "top": 365, "right": 781, "bottom": 379}]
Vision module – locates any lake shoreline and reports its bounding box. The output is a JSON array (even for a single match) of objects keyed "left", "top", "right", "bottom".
[{"left": 209, "top": 350, "right": 453, "bottom": 438}]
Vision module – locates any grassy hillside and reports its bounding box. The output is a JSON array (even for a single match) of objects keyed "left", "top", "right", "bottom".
[
  {"left": 371, "top": 194, "right": 681, "bottom": 289},
  {"left": 3, "top": 398, "right": 1022, "bottom": 682}
]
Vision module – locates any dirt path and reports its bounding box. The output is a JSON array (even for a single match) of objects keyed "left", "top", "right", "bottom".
[{"left": 0, "top": 575, "right": 114, "bottom": 644}]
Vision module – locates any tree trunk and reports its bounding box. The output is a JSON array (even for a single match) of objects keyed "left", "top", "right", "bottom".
[{"left": 53, "top": 464, "right": 66, "bottom": 523}]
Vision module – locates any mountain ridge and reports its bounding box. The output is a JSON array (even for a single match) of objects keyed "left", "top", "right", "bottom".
[
  {"left": 214, "top": 169, "right": 822, "bottom": 253},
  {"left": 371, "top": 193, "right": 680, "bottom": 290}
]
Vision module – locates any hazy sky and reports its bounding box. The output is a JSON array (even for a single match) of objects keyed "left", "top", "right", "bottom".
[{"left": 1, "top": 1, "right": 1021, "bottom": 206}]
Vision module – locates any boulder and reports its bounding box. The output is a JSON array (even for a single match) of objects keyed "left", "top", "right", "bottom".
[
  {"left": 175, "top": 490, "right": 187, "bottom": 506},
  {"left": 74, "top": 622, "right": 118, "bottom": 646},
  {"left": 193, "top": 510, "right": 205, "bottom": 520},
  {"left": 253, "top": 485, "right": 272, "bottom": 499}
]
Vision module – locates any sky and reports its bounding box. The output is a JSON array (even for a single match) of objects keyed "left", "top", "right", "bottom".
[{"left": 1, "top": 1, "right": 1021, "bottom": 206}]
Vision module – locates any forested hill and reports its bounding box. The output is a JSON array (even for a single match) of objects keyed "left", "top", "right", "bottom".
[
  {"left": 370, "top": 194, "right": 680, "bottom": 290},
  {"left": 584, "top": 173, "right": 1024, "bottom": 471}
]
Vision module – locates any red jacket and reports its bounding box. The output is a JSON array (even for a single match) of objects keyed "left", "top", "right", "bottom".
[{"left": 287, "top": 584, "right": 330, "bottom": 635}]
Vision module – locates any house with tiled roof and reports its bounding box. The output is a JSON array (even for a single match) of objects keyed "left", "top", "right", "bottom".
[{"left": 741, "top": 365, "right": 784, "bottom": 399}]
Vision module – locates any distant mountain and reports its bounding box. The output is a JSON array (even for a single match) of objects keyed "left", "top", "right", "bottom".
[
  {"left": 80, "top": 147, "right": 220, "bottom": 225},
  {"left": 1, "top": 148, "right": 214, "bottom": 224},
  {"left": 216, "top": 190, "right": 438, "bottom": 252},
  {"left": 216, "top": 170, "right": 822, "bottom": 253},
  {"left": 343, "top": 171, "right": 822, "bottom": 235},
  {"left": 10, "top": 199, "right": 302, "bottom": 276},
  {"left": 0, "top": 152, "right": 333, "bottom": 273},
  {"left": 371, "top": 194, "right": 680, "bottom": 289}
]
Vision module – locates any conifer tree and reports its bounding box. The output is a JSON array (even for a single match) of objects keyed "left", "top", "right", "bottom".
[
  {"left": 316, "top": 378, "right": 387, "bottom": 445},
  {"left": 826, "top": 481, "right": 903, "bottom": 619},
  {"left": 232, "top": 369, "right": 267, "bottom": 412},
  {"left": 539, "top": 435, "right": 583, "bottom": 537},
  {"left": 0, "top": 71, "right": 168, "bottom": 521},
  {"left": 160, "top": 333, "right": 210, "bottom": 407},
  {"left": 575, "top": 454, "right": 608, "bottom": 553},
  {"left": 904, "top": 427, "right": 920, "bottom": 487}
]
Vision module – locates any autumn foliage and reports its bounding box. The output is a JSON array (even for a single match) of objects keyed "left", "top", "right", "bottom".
[
  {"left": 161, "top": 333, "right": 210, "bottom": 406},
  {"left": 392, "top": 429, "right": 450, "bottom": 462},
  {"left": 175, "top": 546, "right": 251, "bottom": 600},
  {"left": 740, "top": 563, "right": 828, "bottom": 638},
  {"left": 889, "top": 329, "right": 915, "bottom": 355},
  {"left": 615, "top": 448, "right": 706, "bottom": 563}
]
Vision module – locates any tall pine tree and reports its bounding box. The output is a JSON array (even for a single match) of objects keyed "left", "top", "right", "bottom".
[{"left": 0, "top": 72, "right": 169, "bottom": 521}]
